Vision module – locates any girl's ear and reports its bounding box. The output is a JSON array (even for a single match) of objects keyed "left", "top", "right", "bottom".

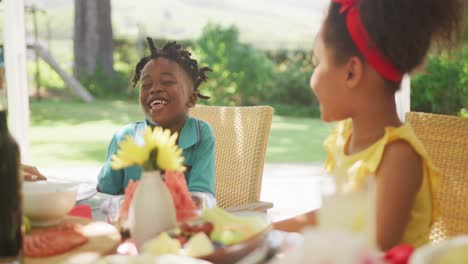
[
  {"left": 186, "top": 91, "right": 197, "bottom": 108},
  {"left": 345, "top": 56, "right": 364, "bottom": 89}
]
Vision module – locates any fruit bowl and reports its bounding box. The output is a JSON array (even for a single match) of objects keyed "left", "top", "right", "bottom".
[
  {"left": 23, "top": 181, "right": 78, "bottom": 227},
  {"left": 142, "top": 209, "right": 272, "bottom": 264},
  {"left": 96, "top": 254, "right": 212, "bottom": 264}
]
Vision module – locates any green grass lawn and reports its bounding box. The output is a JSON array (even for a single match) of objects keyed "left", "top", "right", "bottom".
[{"left": 29, "top": 99, "right": 332, "bottom": 167}]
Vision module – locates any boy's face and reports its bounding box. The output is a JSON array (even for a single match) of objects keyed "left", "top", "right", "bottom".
[
  {"left": 309, "top": 33, "right": 352, "bottom": 122},
  {"left": 139, "top": 57, "right": 197, "bottom": 131}
]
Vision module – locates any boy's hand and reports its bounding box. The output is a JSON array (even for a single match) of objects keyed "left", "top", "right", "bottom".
[{"left": 22, "top": 164, "right": 47, "bottom": 181}]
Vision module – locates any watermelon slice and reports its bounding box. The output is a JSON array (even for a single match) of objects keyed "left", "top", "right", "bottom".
[
  {"left": 164, "top": 171, "right": 198, "bottom": 222},
  {"left": 119, "top": 179, "right": 140, "bottom": 222}
]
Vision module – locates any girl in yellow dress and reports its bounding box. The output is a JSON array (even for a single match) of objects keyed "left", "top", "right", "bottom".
[{"left": 274, "top": 0, "right": 463, "bottom": 250}]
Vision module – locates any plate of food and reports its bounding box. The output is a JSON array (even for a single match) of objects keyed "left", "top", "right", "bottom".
[
  {"left": 141, "top": 207, "right": 272, "bottom": 264},
  {"left": 95, "top": 254, "right": 212, "bottom": 264},
  {"left": 410, "top": 235, "right": 468, "bottom": 264},
  {"left": 76, "top": 183, "right": 98, "bottom": 202},
  {"left": 23, "top": 216, "right": 121, "bottom": 264}
]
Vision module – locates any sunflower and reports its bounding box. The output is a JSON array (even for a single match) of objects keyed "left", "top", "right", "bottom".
[
  {"left": 110, "top": 135, "right": 152, "bottom": 169},
  {"left": 151, "top": 127, "right": 185, "bottom": 172},
  {"left": 111, "top": 127, "right": 185, "bottom": 172}
]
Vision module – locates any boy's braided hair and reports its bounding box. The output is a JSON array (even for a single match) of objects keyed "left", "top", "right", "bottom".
[{"left": 132, "top": 37, "right": 211, "bottom": 99}]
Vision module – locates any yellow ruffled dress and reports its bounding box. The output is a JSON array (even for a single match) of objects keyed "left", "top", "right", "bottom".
[{"left": 323, "top": 119, "right": 440, "bottom": 247}]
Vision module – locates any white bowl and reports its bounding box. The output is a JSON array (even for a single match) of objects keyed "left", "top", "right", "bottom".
[
  {"left": 23, "top": 181, "right": 78, "bottom": 227},
  {"left": 410, "top": 235, "right": 468, "bottom": 264}
]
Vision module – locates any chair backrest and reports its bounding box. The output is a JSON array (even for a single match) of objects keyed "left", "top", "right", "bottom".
[
  {"left": 189, "top": 105, "right": 274, "bottom": 208},
  {"left": 405, "top": 112, "right": 468, "bottom": 242}
]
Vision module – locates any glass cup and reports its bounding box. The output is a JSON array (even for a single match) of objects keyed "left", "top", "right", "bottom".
[
  {"left": 101, "top": 196, "right": 124, "bottom": 224},
  {"left": 190, "top": 192, "right": 217, "bottom": 210},
  {"left": 318, "top": 172, "right": 376, "bottom": 247}
]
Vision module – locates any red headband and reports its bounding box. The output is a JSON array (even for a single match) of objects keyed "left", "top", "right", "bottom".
[{"left": 331, "top": 0, "right": 403, "bottom": 82}]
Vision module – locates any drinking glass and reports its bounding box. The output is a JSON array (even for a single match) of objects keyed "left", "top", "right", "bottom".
[{"left": 318, "top": 171, "right": 376, "bottom": 246}]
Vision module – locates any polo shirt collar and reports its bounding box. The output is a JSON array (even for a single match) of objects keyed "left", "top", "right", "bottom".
[{"left": 142, "top": 117, "right": 201, "bottom": 150}]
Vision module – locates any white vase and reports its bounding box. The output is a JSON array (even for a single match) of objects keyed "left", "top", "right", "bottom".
[{"left": 128, "top": 170, "right": 177, "bottom": 249}]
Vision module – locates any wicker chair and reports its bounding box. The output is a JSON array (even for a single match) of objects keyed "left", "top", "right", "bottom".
[
  {"left": 189, "top": 105, "right": 274, "bottom": 212},
  {"left": 405, "top": 112, "right": 468, "bottom": 243}
]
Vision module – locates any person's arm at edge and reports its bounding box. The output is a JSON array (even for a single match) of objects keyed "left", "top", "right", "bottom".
[
  {"left": 97, "top": 134, "right": 124, "bottom": 195},
  {"left": 22, "top": 164, "right": 47, "bottom": 181},
  {"left": 375, "top": 140, "right": 422, "bottom": 250},
  {"left": 273, "top": 210, "right": 318, "bottom": 232}
]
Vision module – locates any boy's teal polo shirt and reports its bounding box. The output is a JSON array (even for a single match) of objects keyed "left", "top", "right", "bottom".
[{"left": 97, "top": 116, "right": 216, "bottom": 196}]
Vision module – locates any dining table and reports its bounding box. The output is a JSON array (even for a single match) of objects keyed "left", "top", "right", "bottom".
[
  {"left": 24, "top": 177, "right": 305, "bottom": 264},
  {"left": 31, "top": 168, "right": 427, "bottom": 264}
]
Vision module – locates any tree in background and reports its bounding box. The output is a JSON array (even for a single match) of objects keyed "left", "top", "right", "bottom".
[
  {"left": 411, "top": 48, "right": 468, "bottom": 114},
  {"left": 266, "top": 50, "right": 316, "bottom": 107},
  {"left": 73, "top": 0, "right": 114, "bottom": 79},
  {"left": 195, "top": 23, "right": 273, "bottom": 106},
  {"left": 411, "top": 8, "right": 468, "bottom": 115},
  {"left": 193, "top": 23, "right": 319, "bottom": 116}
]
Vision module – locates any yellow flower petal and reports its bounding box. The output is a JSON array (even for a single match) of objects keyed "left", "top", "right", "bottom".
[
  {"left": 143, "top": 127, "right": 158, "bottom": 149},
  {"left": 111, "top": 135, "right": 151, "bottom": 170},
  {"left": 156, "top": 143, "right": 186, "bottom": 172},
  {"left": 111, "top": 126, "right": 185, "bottom": 172}
]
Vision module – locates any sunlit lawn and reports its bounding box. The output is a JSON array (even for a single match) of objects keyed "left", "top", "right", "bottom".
[
  {"left": 266, "top": 115, "right": 332, "bottom": 162},
  {"left": 29, "top": 99, "right": 332, "bottom": 167}
]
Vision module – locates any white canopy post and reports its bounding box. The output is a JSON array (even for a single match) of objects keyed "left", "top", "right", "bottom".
[
  {"left": 3, "top": 0, "right": 31, "bottom": 162},
  {"left": 395, "top": 74, "right": 411, "bottom": 122}
]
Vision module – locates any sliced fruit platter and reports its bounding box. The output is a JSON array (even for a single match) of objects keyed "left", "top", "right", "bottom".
[
  {"left": 23, "top": 216, "right": 121, "bottom": 264},
  {"left": 142, "top": 207, "right": 272, "bottom": 264}
]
